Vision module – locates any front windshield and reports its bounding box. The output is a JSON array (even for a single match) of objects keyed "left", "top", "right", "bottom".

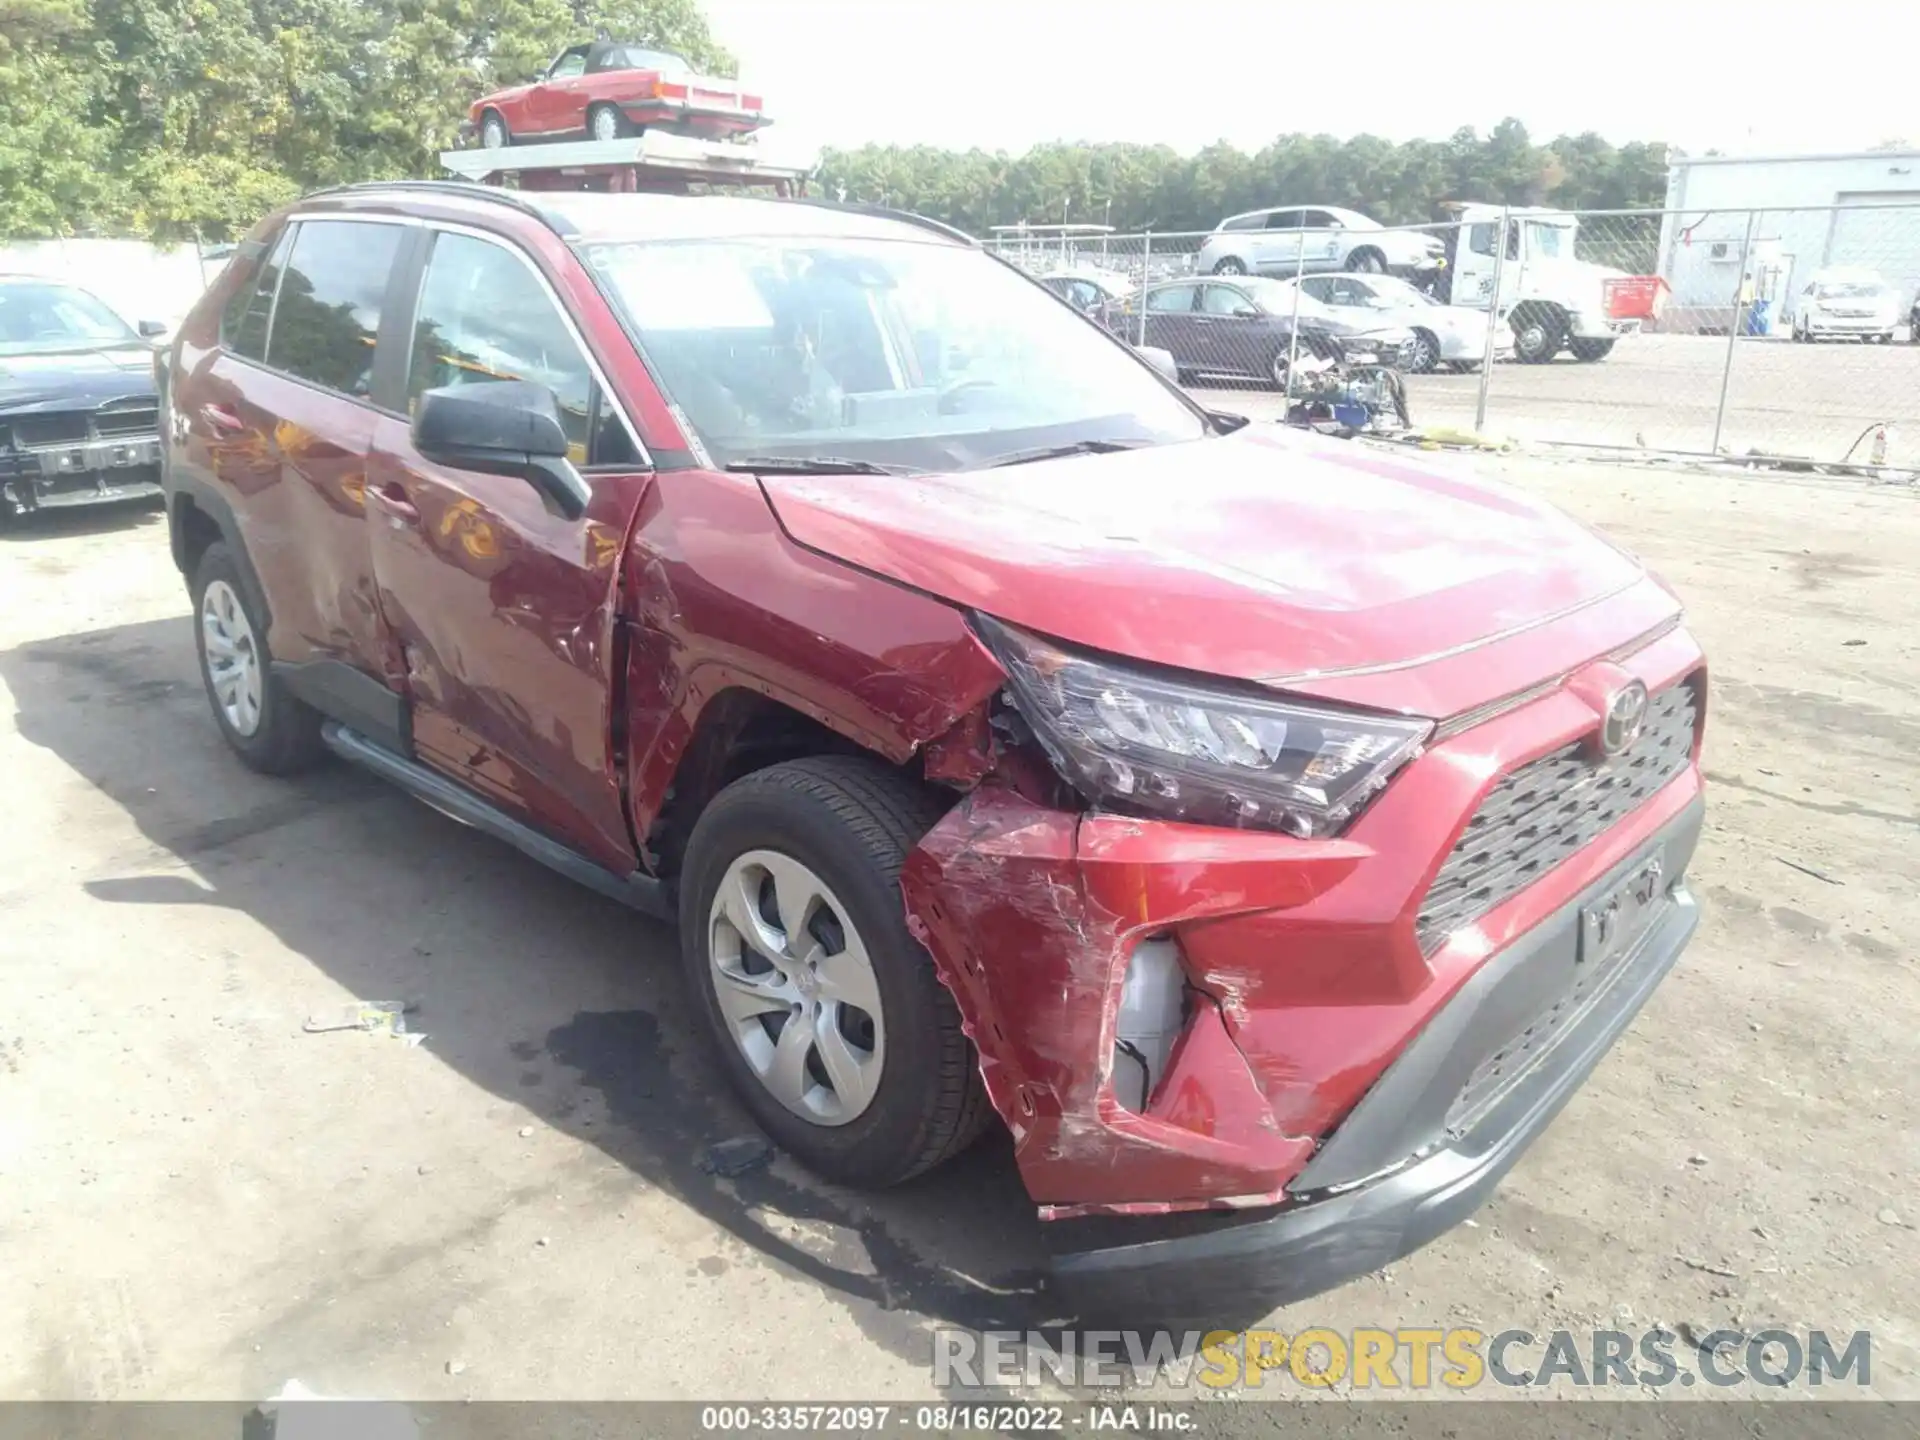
[
  {"left": 1363, "top": 275, "right": 1436, "bottom": 307},
  {"left": 1816, "top": 279, "right": 1882, "bottom": 299},
  {"left": 585, "top": 236, "right": 1207, "bottom": 471},
  {"left": 1524, "top": 221, "right": 1574, "bottom": 261},
  {"left": 0, "top": 281, "right": 139, "bottom": 355}
]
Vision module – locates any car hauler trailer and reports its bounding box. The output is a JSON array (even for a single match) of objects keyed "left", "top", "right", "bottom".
[{"left": 438, "top": 130, "right": 818, "bottom": 196}]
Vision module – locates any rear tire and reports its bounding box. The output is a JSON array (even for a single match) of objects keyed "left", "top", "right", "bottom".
[
  {"left": 587, "top": 103, "right": 626, "bottom": 143},
  {"left": 1568, "top": 338, "right": 1615, "bottom": 362},
  {"left": 1211, "top": 256, "right": 1248, "bottom": 276},
  {"left": 1347, "top": 248, "right": 1387, "bottom": 275},
  {"left": 480, "top": 111, "right": 509, "bottom": 149},
  {"left": 191, "top": 542, "right": 325, "bottom": 775},
  {"left": 678, "top": 756, "right": 990, "bottom": 1190}
]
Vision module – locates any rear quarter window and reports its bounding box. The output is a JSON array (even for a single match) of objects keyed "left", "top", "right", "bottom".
[
  {"left": 264, "top": 219, "right": 406, "bottom": 399},
  {"left": 223, "top": 229, "right": 292, "bottom": 361}
]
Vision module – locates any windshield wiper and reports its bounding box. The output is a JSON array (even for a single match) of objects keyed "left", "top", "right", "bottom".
[
  {"left": 980, "top": 438, "right": 1146, "bottom": 470},
  {"left": 723, "top": 455, "right": 915, "bottom": 476}
]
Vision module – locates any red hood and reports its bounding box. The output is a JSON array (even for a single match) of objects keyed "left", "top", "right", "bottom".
[{"left": 759, "top": 426, "right": 1677, "bottom": 718}]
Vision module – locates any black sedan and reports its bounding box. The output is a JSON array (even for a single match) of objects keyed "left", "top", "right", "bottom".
[
  {"left": 1, "top": 276, "right": 167, "bottom": 523},
  {"left": 1107, "top": 276, "right": 1415, "bottom": 387}
]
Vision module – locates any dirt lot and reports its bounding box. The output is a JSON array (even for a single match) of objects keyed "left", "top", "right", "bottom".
[
  {"left": 1207, "top": 333, "right": 1920, "bottom": 468},
  {"left": 1, "top": 455, "right": 1915, "bottom": 1403}
]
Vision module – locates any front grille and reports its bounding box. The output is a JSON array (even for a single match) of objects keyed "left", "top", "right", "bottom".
[
  {"left": 94, "top": 402, "right": 158, "bottom": 438},
  {"left": 13, "top": 412, "right": 89, "bottom": 447},
  {"left": 1415, "top": 680, "right": 1697, "bottom": 955}
]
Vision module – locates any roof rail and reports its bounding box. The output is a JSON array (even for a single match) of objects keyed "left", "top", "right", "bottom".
[
  {"left": 789, "top": 199, "right": 978, "bottom": 246},
  {"left": 300, "top": 179, "right": 575, "bottom": 235}
]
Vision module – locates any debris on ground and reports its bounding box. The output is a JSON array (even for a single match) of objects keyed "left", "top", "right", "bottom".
[
  {"left": 517, "top": 1125, "right": 534, "bottom": 1139},
  {"left": 700, "top": 1135, "right": 774, "bottom": 1178},
  {"left": 1877, "top": 1207, "right": 1904, "bottom": 1227},
  {"left": 302, "top": 1001, "right": 423, "bottom": 1044},
  {"left": 1775, "top": 856, "right": 1844, "bottom": 886},
  {"left": 1678, "top": 1255, "right": 1739, "bottom": 1278}
]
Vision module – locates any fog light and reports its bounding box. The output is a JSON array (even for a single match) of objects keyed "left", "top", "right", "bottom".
[{"left": 1111, "top": 937, "right": 1187, "bottom": 1112}]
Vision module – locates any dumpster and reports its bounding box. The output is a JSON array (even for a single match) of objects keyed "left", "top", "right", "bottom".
[{"left": 1604, "top": 275, "right": 1671, "bottom": 323}]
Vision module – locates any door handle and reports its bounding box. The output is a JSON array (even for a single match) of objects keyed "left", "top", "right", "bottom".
[
  {"left": 367, "top": 480, "right": 419, "bottom": 523},
  {"left": 201, "top": 403, "right": 245, "bottom": 436}
]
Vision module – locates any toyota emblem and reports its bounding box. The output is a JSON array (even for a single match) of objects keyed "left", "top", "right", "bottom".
[{"left": 1598, "top": 679, "right": 1649, "bottom": 758}]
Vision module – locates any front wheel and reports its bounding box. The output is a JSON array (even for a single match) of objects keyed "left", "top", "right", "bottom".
[
  {"left": 1405, "top": 329, "right": 1441, "bottom": 374},
  {"left": 191, "top": 542, "right": 325, "bottom": 774},
  {"left": 1568, "top": 338, "right": 1615, "bottom": 362},
  {"left": 1512, "top": 312, "right": 1566, "bottom": 363},
  {"left": 678, "top": 757, "right": 990, "bottom": 1190},
  {"left": 479, "top": 111, "right": 509, "bottom": 149},
  {"left": 1347, "top": 248, "right": 1387, "bottom": 275},
  {"left": 1211, "top": 256, "right": 1248, "bottom": 276}
]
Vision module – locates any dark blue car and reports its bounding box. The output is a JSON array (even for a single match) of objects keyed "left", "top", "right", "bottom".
[{"left": 0, "top": 275, "right": 167, "bottom": 523}]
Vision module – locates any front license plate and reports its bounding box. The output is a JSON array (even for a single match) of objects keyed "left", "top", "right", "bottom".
[{"left": 1579, "top": 854, "right": 1668, "bottom": 970}]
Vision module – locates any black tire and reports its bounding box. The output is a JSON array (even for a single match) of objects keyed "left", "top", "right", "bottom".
[
  {"left": 678, "top": 756, "right": 991, "bottom": 1189},
  {"left": 1909, "top": 314, "right": 1920, "bottom": 344},
  {"left": 480, "top": 110, "right": 509, "bottom": 149},
  {"left": 1347, "top": 247, "right": 1387, "bottom": 275},
  {"left": 1568, "top": 338, "right": 1615, "bottom": 362},
  {"left": 1512, "top": 310, "right": 1566, "bottom": 364},
  {"left": 587, "top": 102, "right": 626, "bottom": 143},
  {"left": 1211, "top": 256, "right": 1248, "bottom": 276},
  {"left": 1406, "top": 328, "right": 1441, "bottom": 373},
  {"left": 190, "top": 542, "right": 325, "bottom": 774},
  {"left": 1445, "top": 359, "right": 1482, "bottom": 374}
]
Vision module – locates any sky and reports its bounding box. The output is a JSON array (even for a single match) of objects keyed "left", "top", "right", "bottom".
[{"left": 699, "top": 0, "right": 1918, "bottom": 159}]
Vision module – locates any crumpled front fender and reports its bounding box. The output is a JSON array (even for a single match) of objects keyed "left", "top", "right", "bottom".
[{"left": 901, "top": 788, "right": 1367, "bottom": 1215}]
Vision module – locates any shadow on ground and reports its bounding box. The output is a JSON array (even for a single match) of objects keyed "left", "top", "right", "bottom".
[{"left": 1, "top": 614, "right": 1058, "bottom": 1369}]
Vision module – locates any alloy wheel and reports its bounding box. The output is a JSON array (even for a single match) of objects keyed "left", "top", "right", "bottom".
[
  {"left": 591, "top": 106, "right": 621, "bottom": 142},
  {"left": 706, "top": 850, "right": 884, "bottom": 1126},
  {"left": 200, "top": 579, "right": 262, "bottom": 737}
]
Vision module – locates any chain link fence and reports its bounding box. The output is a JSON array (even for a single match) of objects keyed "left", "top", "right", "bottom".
[{"left": 988, "top": 204, "right": 1920, "bottom": 472}]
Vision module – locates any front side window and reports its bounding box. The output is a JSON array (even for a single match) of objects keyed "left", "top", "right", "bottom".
[
  {"left": 1200, "top": 284, "right": 1248, "bottom": 316},
  {"left": 0, "top": 280, "right": 139, "bottom": 356},
  {"left": 1145, "top": 284, "right": 1197, "bottom": 313},
  {"left": 1467, "top": 223, "right": 1495, "bottom": 257},
  {"left": 1263, "top": 210, "right": 1303, "bottom": 231},
  {"left": 550, "top": 50, "right": 587, "bottom": 79},
  {"left": 586, "top": 236, "right": 1206, "bottom": 471},
  {"left": 409, "top": 230, "right": 635, "bottom": 467},
  {"left": 265, "top": 220, "right": 403, "bottom": 398},
  {"left": 1524, "top": 221, "right": 1571, "bottom": 260}
]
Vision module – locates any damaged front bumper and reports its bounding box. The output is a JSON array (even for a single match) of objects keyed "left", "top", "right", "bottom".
[
  {"left": 1047, "top": 797, "right": 1701, "bottom": 1327},
  {"left": 900, "top": 624, "right": 1706, "bottom": 1324}
]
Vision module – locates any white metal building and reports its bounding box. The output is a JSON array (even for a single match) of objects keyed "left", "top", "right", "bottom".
[{"left": 1656, "top": 149, "right": 1920, "bottom": 331}]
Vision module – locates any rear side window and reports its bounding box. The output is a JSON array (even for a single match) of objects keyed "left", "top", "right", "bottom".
[
  {"left": 224, "top": 229, "right": 292, "bottom": 362},
  {"left": 1264, "top": 210, "right": 1304, "bottom": 230},
  {"left": 265, "top": 220, "right": 404, "bottom": 399},
  {"left": 407, "top": 229, "right": 638, "bottom": 468}
]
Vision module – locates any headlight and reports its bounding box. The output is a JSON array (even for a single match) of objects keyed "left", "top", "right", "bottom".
[{"left": 976, "top": 617, "right": 1432, "bottom": 837}]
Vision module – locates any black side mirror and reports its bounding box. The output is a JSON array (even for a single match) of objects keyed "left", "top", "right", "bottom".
[
  {"left": 138, "top": 319, "right": 167, "bottom": 337},
  {"left": 1233, "top": 306, "right": 1260, "bottom": 319},
  {"left": 412, "top": 380, "right": 592, "bottom": 520}
]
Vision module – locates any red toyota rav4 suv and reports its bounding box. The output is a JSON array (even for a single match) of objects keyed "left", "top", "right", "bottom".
[{"left": 158, "top": 182, "right": 1706, "bottom": 1325}]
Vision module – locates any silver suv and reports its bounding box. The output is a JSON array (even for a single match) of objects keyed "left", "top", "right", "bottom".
[{"left": 1197, "top": 206, "right": 1444, "bottom": 281}]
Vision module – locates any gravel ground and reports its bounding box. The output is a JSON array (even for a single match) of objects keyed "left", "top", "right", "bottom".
[{"left": 0, "top": 454, "right": 1914, "bottom": 1404}]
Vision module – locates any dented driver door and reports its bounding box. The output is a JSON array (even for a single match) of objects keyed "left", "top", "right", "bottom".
[{"left": 363, "top": 225, "right": 654, "bottom": 874}]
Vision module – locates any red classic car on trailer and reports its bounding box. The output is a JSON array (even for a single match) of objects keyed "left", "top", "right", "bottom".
[{"left": 467, "top": 39, "right": 767, "bottom": 149}]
